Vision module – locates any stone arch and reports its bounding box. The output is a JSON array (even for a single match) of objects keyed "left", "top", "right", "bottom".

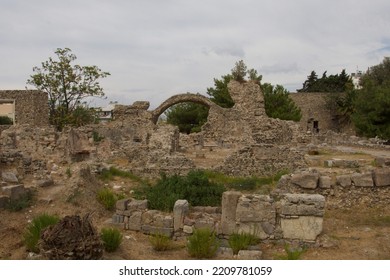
[{"left": 151, "top": 93, "right": 216, "bottom": 124}]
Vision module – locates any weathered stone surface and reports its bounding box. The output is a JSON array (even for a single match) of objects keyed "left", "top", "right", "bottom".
[
  {"left": 128, "top": 199, "right": 148, "bottom": 211},
  {"left": 1, "top": 184, "right": 27, "bottom": 200},
  {"left": 235, "top": 195, "right": 275, "bottom": 239},
  {"left": 141, "top": 225, "right": 173, "bottom": 237},
  {"left": 221, "top": 191, "right": 241, "bottom": 235},
  {"left": 375, "top": 157, "right": 390, "bottom": 167},
  {"left": 128, "top": 211, "right": 142, "bottom": 231},
  {"left": 336, "top": 175, "right": 351, "bottom": 187},
  {"left": 278, "top": 194, "right": 325, "bottom": 217},
  {"left": 237, "top": 250, "right": 262, "bottom": 260},
  {"left": 351, "top": 173, "right": 374, "bottom": 187},
  {"left": 319, "top": 176, "right": 331, "bottom": 189},
  {"left": 0, "top": 195, "right": 10, "bottom": 208},
  {"left": 372, "top": 168, "right": 390, "bottom": 187},
  {"left": 1, "top": 171, "right": 18, "bottom": 183},
  {"left": 217, "top": 247, "right": 234, "bottom": 259},
  {"left": 173, "top": 200, "right": 189, "bottom": 231},
  {"left": 116, "top": 198, "right": 130, "bottom": 211},
  {"left": 291, "top": 172, "right": 319, "bottom": 189},
  {"left": 281, "top": 216, "right": 323, "bottom": 241},
  {"left": 183, "top": 225, "right": 193, "bottom": 234}
]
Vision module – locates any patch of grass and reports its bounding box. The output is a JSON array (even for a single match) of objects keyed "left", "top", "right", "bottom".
[
  {"left": 92, "top": 130, "right": 104, "bottom": 142},
  {"left": 101, "top": 228, "right": 122, "bottom": 252},
  {"left": 228, "top": 231, "right": 259, "bottom": 255},
  {"left": 6, "top": 192, "right": 33, "bottom": 212},
  {"left": 99, "top": 166, "right": 144, "bottom": 184},
  {"left": 276, "top": 244, "right": 307, "bottom": 260},
  {"left": 203, "top": 169, "right": 289, "bottom": 193},
  {"left": 97, "top": 188, "right": 121, "bottom": 210},
  {"left": 23, "top": 213, "right": 60, "bottom": 253},
  {"left": 187, "top": 228, "right": 219, "bottom": 259},
  {"left": 149, "top": 233, "right": 173, "bottom": 251},
  {"left": 135, "top": 170, "right": 225, "bottom": 212}
]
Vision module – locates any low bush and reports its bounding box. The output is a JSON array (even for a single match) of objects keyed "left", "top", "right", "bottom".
[
  {"left": 23, "top": 213, "right": 60, "bottom": 253},
  {"left": 228, "top": 231, "right": 259, "bottom": 255},
  {"left": 99, "top": 166, "right": 144, "bottom": 183},
  {"left": 276, "top": 244, "right": 307, "bottom": 260},
  {"left": 149, "top": 233, "right": 172, "bottom": 251},
  {"left": 101, "top": 227, "right": 123, "bottom": 252},
  {"left": 135, "top": 170, "right": 225, "bottom": 212},
  {"left": 187, "top": 228, "right": 219, "bottom": 259}
]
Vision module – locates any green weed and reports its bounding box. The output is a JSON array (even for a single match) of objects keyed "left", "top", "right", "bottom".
[
  {"left": 149, "top": 233, "right": 172, "bottom": 251},
  {"left": 187, "top": 228, "right": 219, "bottom": 259},
  {"left": 101, "top": 228, "right": 122, "bottom": 252},
  {"left": 228, "top": 231, "right": 259, "bottom": 255},
  {"left": 23, "top": 213, "right": 60, "bottom": 253}
]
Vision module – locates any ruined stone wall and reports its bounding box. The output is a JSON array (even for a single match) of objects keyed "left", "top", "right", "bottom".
[
  {"left": 276, "top": 167, "right": 390, "bottom": 209},
  {"left": 290, "top": 92, "right": 355, "bottom": 134},
  {"left": 0, "top": 90, "right": 49, "bottom": 126},
  {"left": 112, "top": 192, "right": 325, "bottom": 242}
]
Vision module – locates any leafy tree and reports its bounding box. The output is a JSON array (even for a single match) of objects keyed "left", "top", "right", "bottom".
[
  {"left": 298, "top": 69, "right": 353, "bottom": 92},
  {"left": 351, "top": 57, "right": 390, "bottom": 139},
  {"left": 27, "top": 48, "right": 110, "bottom": 130},
  {"left": 165, "top": 103, "right": 209, "bottom": 134},
  {"left": 262, "top": 83, "right": 302, "bottom": 121},
  {"left": 206, "top": 74, "right": 234, "bottom": 108},
  {"left": 231, "top": 60, "right": 247, "bottom": 82}
]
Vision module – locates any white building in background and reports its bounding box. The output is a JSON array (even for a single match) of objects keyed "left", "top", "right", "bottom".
[
  {"left": 95, "top": 101, "right": 117, "bottom": 122},
  {"left": 351, "top": 69, "right": 363, "bottom": 89}
]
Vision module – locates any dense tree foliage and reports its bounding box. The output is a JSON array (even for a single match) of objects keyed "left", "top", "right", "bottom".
[
  {"left": 262, "top": 83, "right": 302, "bottom": 121},
  {"left": 27, "top": 48, "right": 110, "bottom": 130},
  {"left": 351, "top": 57, "right": 390, "bottom": 139},
  {"left": 298, "top": 69, "right": 353, "bottom": 92},
  {"left": 165, "top": 103, "right": 209, "bottom": 134}
]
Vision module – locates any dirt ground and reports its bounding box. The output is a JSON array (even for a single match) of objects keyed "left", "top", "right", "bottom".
[{"left": 1, "top": 145, "right": 390, "bottom": 260}]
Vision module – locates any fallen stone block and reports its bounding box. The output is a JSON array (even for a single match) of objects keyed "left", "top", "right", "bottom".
[
  {"left": 278, "top": 194, "right": 325, "bottom": 217},
  {"left": 128, "top": 199, "right": 148, "bottom": 211},
  {"left": 141, "top": 225, "right": 173, "bottom": 237},
  {"left": 372, "top": 168, "right": 390, "bottom": 187},
  {"left": 351, "top": 173, "right": 374, "bottom": 187},
  {"left": 1, "top": 184, "right": 27, "bottom": 200},
  {"left": 128, "top": 211, "right": 142, "bottom": 231},
  {"left": 36, "top": 178, "right": 54, "bottom": 188}
]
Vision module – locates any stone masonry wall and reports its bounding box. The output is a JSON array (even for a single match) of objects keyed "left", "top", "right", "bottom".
[
  {"left": 0, "top": 90, "right": 49, "bottom": 126},
  {"left": 112, "top": 192, "right": 325, "bottom": 242}
]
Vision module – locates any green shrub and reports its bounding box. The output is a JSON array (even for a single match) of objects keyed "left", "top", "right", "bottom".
[
  {"left": 101, "top": 227, "right": 122, "bottom": 252},
  {"left": 65, "top": 167, "right": 72, "bottom": 178},
  {"left": 97, "top": 188, "right": 117, "bottom": 210},
  {"left": 149, "top": 233, "right": 172, "bottom": 251},
  {"left": 187, "top": 228, "right": 219, "bottom": 259},
  {"left": 23, "top": 213, "right": 60, "bottom": 253},
  {"left": 135, "top": 170, "right": 225, "bottom": 212},
  {"left": 228, "top": 231, "right": 259, "bottom": 255},
  {"left": 0, "top": 116, "right": 13, "bottom": 125}
]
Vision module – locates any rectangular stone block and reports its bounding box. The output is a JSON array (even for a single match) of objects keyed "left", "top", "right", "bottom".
[
  {"left": 336, "top": 175, "right": 351, "bottom": 187},
  {"left": 236, "top": 195, "right": 275, "bottom": 223},
  {"left": 173, "top": 200, "right": 189, "bottom": 231},
  {"left": 116, "top": 198, "right": 130, "bottom": 210},
  {"left": 351, "top": 173, "right": 374, "bottom": 187},
  {"left": 128, "top": 211, "right": 142, "bottom": 231},
  {"left": 128, "top": 199, "right": 148, "bottom": 211},
  {"left": 281, "top": 216, "right": 323, "bottom": 241},
  {"left": 278, "top": 194, "right": 325, "bottom": 216},
  {"left": 319, "top": 176, "right": 331, "bottom": 189},
  {"left": 221, "top": 191, "right": 242, "bottom": 235},
  {"left": 372, "top": 168, "right": 390, "bottom": 187},
  {"left": 1, "top": 184, "right": 26, "bottom": 200},
  {"left": 141, "top": 225, "right": 173, "bottom": 237},
  {"left": 291, "top": 172, "right": 319, "bottom": 189}
]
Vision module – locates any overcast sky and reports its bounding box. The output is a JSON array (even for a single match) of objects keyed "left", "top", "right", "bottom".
[{"left": 1, "top": 0, "right": 390, "bottom": 109}]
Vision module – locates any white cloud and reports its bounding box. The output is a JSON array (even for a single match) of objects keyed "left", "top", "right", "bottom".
[{"left": 1, "top": 0, "right": 390, "bottom": 108}]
